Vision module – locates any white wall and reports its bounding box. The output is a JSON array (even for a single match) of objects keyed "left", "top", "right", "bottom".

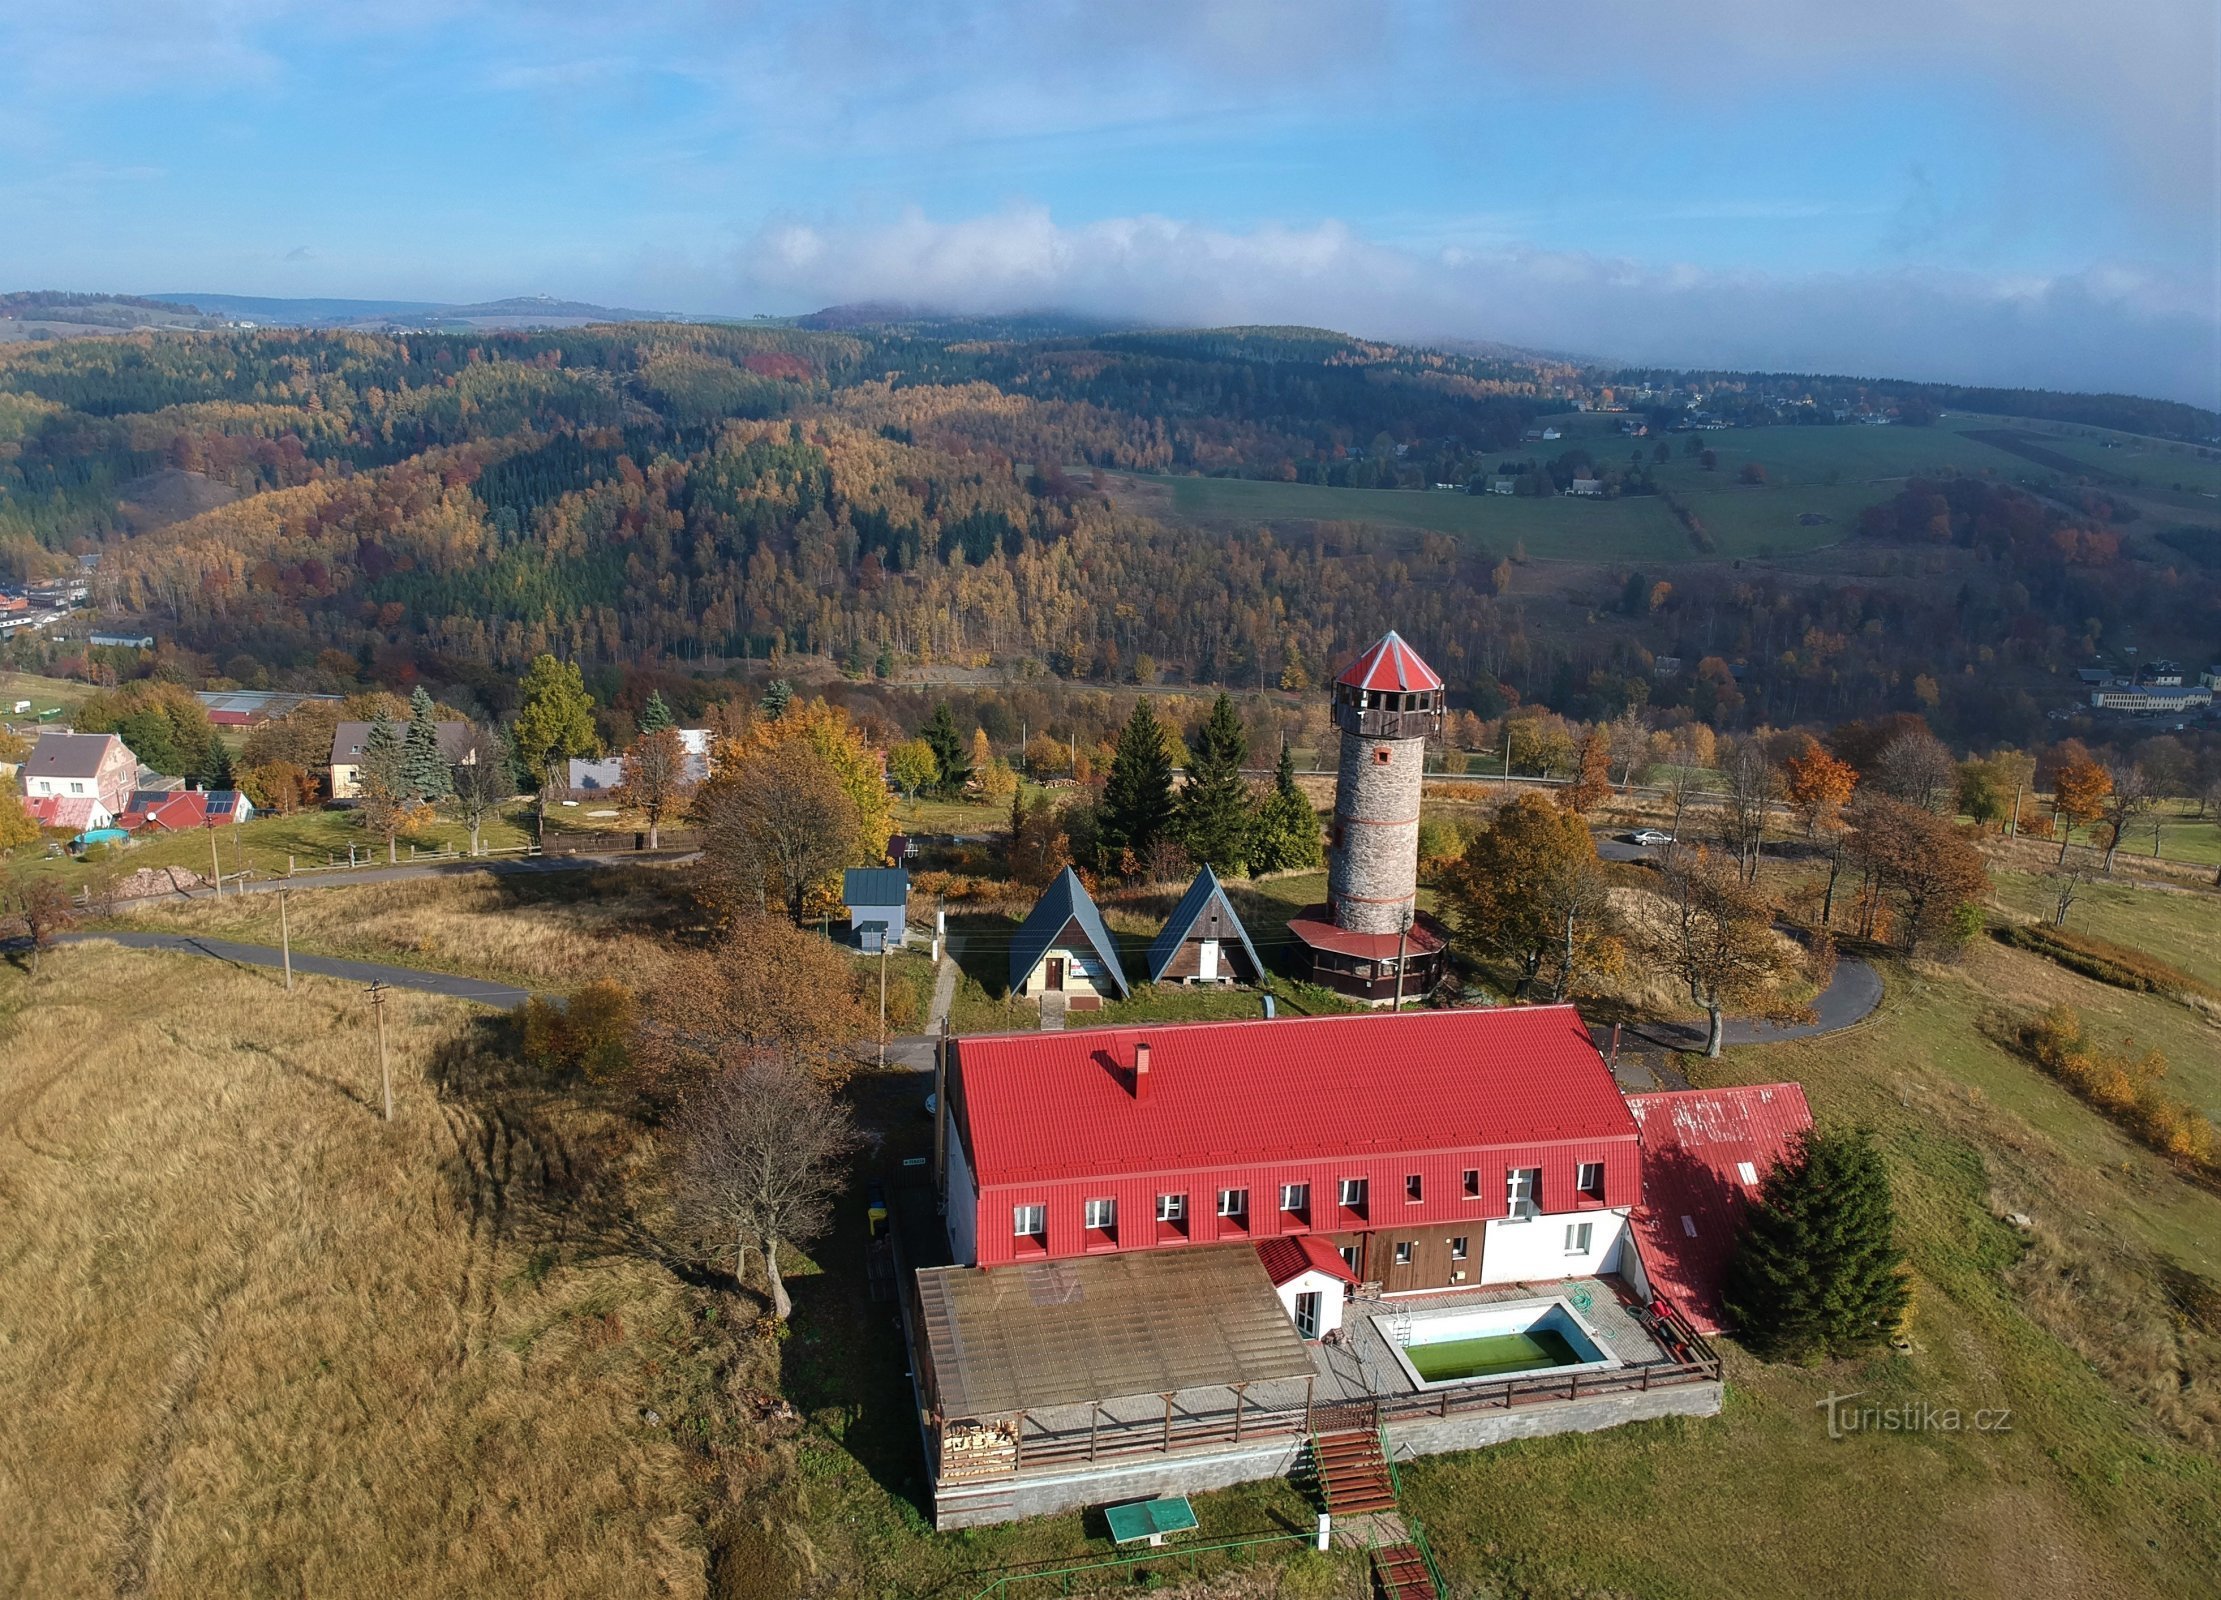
[
  {"left": 1272, "top": 1269, "right": 1349, "bottom": 1339},
  {"left": 1478, "top": 1209, "right": 1629, "bottom": 1286},
  {"left": 945, "top": 1127, "right": 979, "bottom": 1267}
]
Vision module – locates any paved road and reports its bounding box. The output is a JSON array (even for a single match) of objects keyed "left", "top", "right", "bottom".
[
  {"left": 1616, "top": 950, "right": 1883, "bottom": 1052},
  {"left": 57, "top": 930, "right": 536, "bottom": 1008}
]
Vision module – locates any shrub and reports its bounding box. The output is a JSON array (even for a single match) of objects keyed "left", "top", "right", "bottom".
[
  {"left": 521, "top": 979, "right": 637, "bottom": 1081},
  {"left": 1993, "top": 923, "right": 2216, "bottom": 1001},
  {"left": 2011, "top": 1004, "right": 2218, "bottom": 1177}
]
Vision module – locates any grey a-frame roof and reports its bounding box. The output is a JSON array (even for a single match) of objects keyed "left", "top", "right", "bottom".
[
  {"left": 1144, "top": 864, "right": 1263, "bottom": 984},
  {"left": 1007, "top": 866, "right": 1130, "bottom": 998}
]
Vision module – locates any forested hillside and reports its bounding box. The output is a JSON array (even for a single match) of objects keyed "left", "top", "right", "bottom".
[{"left": 2, "top": 318, "right": 2216, "bottom": 751}]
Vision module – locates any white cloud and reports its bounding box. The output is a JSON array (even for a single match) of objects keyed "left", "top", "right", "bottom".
[{"left": 738, "top": 207, "right": 2221, "bottom": 405}]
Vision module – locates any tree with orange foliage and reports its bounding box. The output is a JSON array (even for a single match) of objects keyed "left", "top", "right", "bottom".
[
  {"left": 1560, "top": 727, "right": 1614, "bottom": 814},
  {"left": 632, "top": 917, "right": 874, "bottom": 1099},
  {"left": 2050, "top": 758, "right": 2112, "bottom": 864},
  {"left": 1782, "top": 737, "right": 1858, "bottom": 837}
]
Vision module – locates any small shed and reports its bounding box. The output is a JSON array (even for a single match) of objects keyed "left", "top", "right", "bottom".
[
  {"left": 844, "top": 867, "right": 911, "bottom": 951},
  {"left": 1008, "top": 867, "right": 1129, "bottom": 1005},
  {"left": 1145, "top": 865, "right": 1263, "bottom": 986},
  {"left": 1256, "top": 1235, "right": 1361, "bottom": 1340}
]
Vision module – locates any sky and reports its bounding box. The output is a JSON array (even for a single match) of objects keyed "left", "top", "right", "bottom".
[{"left": 3, "top": 1, "right": 2216, "bottom": 405}]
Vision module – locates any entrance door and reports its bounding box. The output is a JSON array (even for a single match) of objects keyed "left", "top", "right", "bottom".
[
  {"left": 1044, "top": 956, "right": 1066, "bottom": 991},
  {"left": 1293, "top": 1290, "right": 1322, "bottom": 1340},
  {"left": 1198, "top": 939, "right": 1220, "bottom": 982}
]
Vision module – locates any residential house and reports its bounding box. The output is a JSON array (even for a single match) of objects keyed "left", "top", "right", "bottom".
[
  {"left": 22, "top": 731, "right": 137, "bottom": 819},
  {"left": 1144, "top": 864, "right": 1263, "bottom": 986},
  {"left": 1488, "top": 477, "right": 1517, "bottom": 495},
  {"left": 1567, "top": 478, "right": 1604, "bottom": 497},
  {"left": 1006, "top": 866, "right": 1130, "bottom": 1007},
  {"left": 566, "top": 757, "right": 626, "bottom": 795},
  {"left": 114, "top": 789, "right": 256, "bottom": 832},
  {"left": 88, "top": 631, "right": 155, "bottom": 649},
  {"left": 330, "top": 719, "right": 475, "bottom": 799},
  {"left": 844, "top": 867, "right": 911, "bottom": 952}
]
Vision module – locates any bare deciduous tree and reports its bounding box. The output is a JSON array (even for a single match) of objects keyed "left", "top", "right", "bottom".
[
  {"left": 668, "top": 1062, "right": 859, "bottom": 1320},
  {"left": 619, "top": 725, "right": 691, "bottom": 850},
  {"left": 2097, "top": 763, "right": 2154, "bottom": 876},
  {"left": 2, "top": 873, "right": 76, "bottom": 974},
  {"left": 1635, "top": 847, "right": 1811, "bottom": 1057},
  {"left": 450, "top": 724, "right": 512, "bottom": 856},
  {"left": 1870, "top": 731, "right": 1958, "bottom": 814},
  {"left": 695, "top": 741, "right": 861, "bottom": 924},
  {"left": 2050, "top": 860, "right": 2087, "bottom": 928},
  {"left": 1718, "top": 738, "right": 1780, "bottom": 885}
]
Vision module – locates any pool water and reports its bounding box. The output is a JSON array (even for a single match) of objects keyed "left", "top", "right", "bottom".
[{"left": 1403, "top": 1327, "right": 1584, "bottom": 1382}]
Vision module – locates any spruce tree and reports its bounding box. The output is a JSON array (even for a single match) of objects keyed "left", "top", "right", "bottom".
[
  {"left": 759, "top": 678, "right": 794, "bottom": 721},
  {"left": 1178, "top": 692, "right": 1251, "bottom": 874},
  {"left": 1247, "top": 741, "right": 1323, "bottom": 873},
  {"left": 639, "top": 690, "right": 675, "bottom": 733},
  {"left": 401, "top": 685, "right": 451, "bottom": 801},
  {"left": 1099, "top": 699, "right": 1174, "bottom": 871},
  {"left": 922, "top": 703, "right": 971, "bottom": 797},
  {"left": 1723, "top": 1128, "right": 1909, "bottom": 1362}
]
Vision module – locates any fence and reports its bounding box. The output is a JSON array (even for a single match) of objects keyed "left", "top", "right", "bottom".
[{"left": 538, "top": 826, "right": 701, "bottom": 857}]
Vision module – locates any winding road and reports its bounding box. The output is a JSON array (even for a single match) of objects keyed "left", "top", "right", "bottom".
[{"left": 54, "top": 930, "right": 537, "bottom": 1009}]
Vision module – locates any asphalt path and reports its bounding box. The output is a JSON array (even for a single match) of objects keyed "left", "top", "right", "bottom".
[
  {"left": 116, "top": 850, "right": 693, "bottom": 908},
  {"left": 56, "top": 929, "right": 535, "bottom": 1008}
]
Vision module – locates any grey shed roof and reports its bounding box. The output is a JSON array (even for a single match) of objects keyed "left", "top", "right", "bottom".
[
  {"left": 1144, "top": 864, "right": 1263, "bottom": 983},
  {"left": 844, "top": 867, "right": 911, "bottom": 907},
  {"left": 1007, "top": 866, "right": 1129, "bottom": 998},
  {"left": 913, "top": 1246, "right": 1315, "bottom": 1420}
]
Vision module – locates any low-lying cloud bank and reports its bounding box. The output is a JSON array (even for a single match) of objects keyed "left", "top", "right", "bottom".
[{"left": 746, "top": 209, "right": 2219, "bottom": 407}]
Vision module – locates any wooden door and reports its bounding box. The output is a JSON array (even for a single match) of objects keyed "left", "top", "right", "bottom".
[{"left": 1045, "top": 956, "right": 1065, "bottom": 991}]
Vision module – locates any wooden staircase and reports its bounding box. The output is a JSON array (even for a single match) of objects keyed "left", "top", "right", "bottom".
[
  {"left": 1369, "top": 1540, "right": 1438, "bottom": 1600},
  {"left": 1309, "top": 1424, "right": 1397, "bottom": 1516}
]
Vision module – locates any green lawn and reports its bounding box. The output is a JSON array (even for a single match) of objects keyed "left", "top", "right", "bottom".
[
  {"left": 2045, "top": 800, "right": 2221, "bottom": 868},
  {"left": 1990, "top": 868, "right": 2221, "bottom": 991},
  {"left": 1403, "top": 939, "right": 2221, "bottom": 1599},
  {"left": 0, "top": 668, "right": 89, "bottom": 722},
  {"left": 23, "top": 801, "right": 539, "bottom": 889}
]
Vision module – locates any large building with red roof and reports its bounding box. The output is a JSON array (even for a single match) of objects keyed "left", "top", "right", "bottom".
[
  {"left": 942, "top": 1005, "right": 1642, "bottom": 1293},
  {"left": 1288, "top": 630, "right": 1451, "bottom": 1002}
]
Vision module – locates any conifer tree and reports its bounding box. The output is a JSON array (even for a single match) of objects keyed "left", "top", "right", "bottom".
[
  {"left": 639, "top": 691, "right": 675, "bottom": 733},
  {"left": 1246, "top": 742, "right": 1323, "bottom": 873},
  {"left": 1178, "top": 692, "right": 1251, "bottom": 873},
  {"left": 1724, "top": 1128, "right": 1910, "bottom": 1362},
  {"left": 759, "top": 678, "right": 794, "bottom": 721},
  {"left": 401, "top": 685, "right": 451, "bottom": 801},
  {"left": 1099, "top": 699, "right": 1174, "bottom": 870},
  {"left": 360, "top": 712, "right": 404, "bottom": 798},
  {"left": 921, "top": 703, "right": 971, "bottom": 797},
  {"left": 511, "top": 654, "right": 598, "bottom": 787}
]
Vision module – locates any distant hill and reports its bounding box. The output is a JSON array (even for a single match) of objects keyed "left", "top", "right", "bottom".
[
  {"left": 0, "top": 291, "right": 221, "bottom": 337},
  {"left": 143, "top": 291, "right": 732, "bottom": 330}
]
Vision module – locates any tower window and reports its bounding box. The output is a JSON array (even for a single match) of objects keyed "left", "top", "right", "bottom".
[{"left": 1373, "top": 746, "right": 1392, "bottom": 764}]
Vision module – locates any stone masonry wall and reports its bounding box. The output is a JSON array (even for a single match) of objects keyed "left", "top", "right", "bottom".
[{"left": 1328, "top": 728, "right": 1426, "bottom": 935}]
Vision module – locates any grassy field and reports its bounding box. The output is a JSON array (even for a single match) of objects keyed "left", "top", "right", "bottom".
[
  {"left": 0, "top": 945, "right": 728, "bottom": 1598},
  {"left": 1114, "top": 415, "right": 2086, "bottom": 564},
  {"left": 1404, "top": 937, "right": 2221, "bottom": 1599},
  {"left": 1989, "top": 867, "right": 2221, "bottom": 991},
  {"left": 0, "top": 668, "right": 88, "bottom": 722},
  {"left": 107, "top": 866, "right": 689, "bottom": 991},
  {"left": 19, "top": 800, "right": 541, "bottom": 887}
]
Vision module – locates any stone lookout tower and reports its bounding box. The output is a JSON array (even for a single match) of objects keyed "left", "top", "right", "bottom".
[{"left": 1286, "top": 630, "right": 1451, "bottom": 1003}]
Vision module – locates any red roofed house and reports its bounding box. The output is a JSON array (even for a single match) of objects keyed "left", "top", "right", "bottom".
[
  {"left": 20, "top": 731, "right": 137, "bottom": 831},
  {"left": 942, "top": 1005, "right": 1640, "bottom": 1294},
  {"left": 114, "top": 789, "right": 256, "bottom": 833},
  {"left": 1287, "top": 631, "right": 1452, "bottom": 1002},
  {"left": 1626, "top": 1084, "right": 1814, "bottom": 1334}
]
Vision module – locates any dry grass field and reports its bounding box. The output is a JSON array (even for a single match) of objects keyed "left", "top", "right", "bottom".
[
  {"left": 0, "top": 944, "right": 726, "bottom": 1598},
  {"left": 108, "top": 867, "right": 689, "bottom": 991}
]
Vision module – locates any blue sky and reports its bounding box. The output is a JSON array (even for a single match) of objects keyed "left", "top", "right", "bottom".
[{"left": 4, "top": 1, "right": 2215, "bottom": 403}]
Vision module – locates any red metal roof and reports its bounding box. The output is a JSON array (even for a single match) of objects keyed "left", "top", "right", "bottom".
[
  {"left": 1256, "top": 1234, "right": 1360, "bottom": 1288},
  {"left": 1285, "top": 905, "right": 1447, "bottom": 961},
  {"left": 956, "top": 1005, "right": 1635, "bottom": 1188},
  {"left": 1626, "top": 1084, "right": 1814, "bottom": 1335},
  {"left": 1335, "top": 630, "right": 1443, "bottom": 693}
]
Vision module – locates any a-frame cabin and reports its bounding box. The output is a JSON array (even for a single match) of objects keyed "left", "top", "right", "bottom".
[
  {"left": 1008, "top": 867, "right": 1131, "bottom": 1007},
  {"left": 1145, "top": 864, "right": 1264, "bottom": 986}
]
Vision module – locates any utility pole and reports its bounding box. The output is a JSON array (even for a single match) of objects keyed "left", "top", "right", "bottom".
[
  {"left": 208, "top": 821, "right": 222, "bottom": 898},
  {"left": 1392, "top": 909, "right": 1412, "bottom": 1013},
  {"left": 368, "top": 980, "right": 393, "bottom": 1122},
  {"left": 878, "top": 939, "right": 889, "bottom": 1069},
  {"left": 279, "top": 890, "right": 293, "bottom": 992}
]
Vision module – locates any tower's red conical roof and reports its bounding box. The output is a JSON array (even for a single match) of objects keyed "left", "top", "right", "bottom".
[{"left": 1335, "top": 631, "right": 1442, "bottom": 693}]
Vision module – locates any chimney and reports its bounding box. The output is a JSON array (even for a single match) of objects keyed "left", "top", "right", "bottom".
[{"left": 1133, "top": 1039, "right": 1151, "bottom": 1101}]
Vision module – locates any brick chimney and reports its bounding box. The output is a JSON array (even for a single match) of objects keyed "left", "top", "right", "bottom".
[{"left": 1133, "top": 1039, "right": 1151, "bottom": 1101}]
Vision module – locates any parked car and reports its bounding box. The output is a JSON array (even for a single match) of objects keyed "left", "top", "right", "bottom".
[{"left": 1629, "top": 829, "right": 1675, "bottom": 846}]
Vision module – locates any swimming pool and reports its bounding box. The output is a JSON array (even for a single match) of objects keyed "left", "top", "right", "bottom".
[{"left": 1374, "top": 1298, "right": 1622, "bottom": 1388}]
